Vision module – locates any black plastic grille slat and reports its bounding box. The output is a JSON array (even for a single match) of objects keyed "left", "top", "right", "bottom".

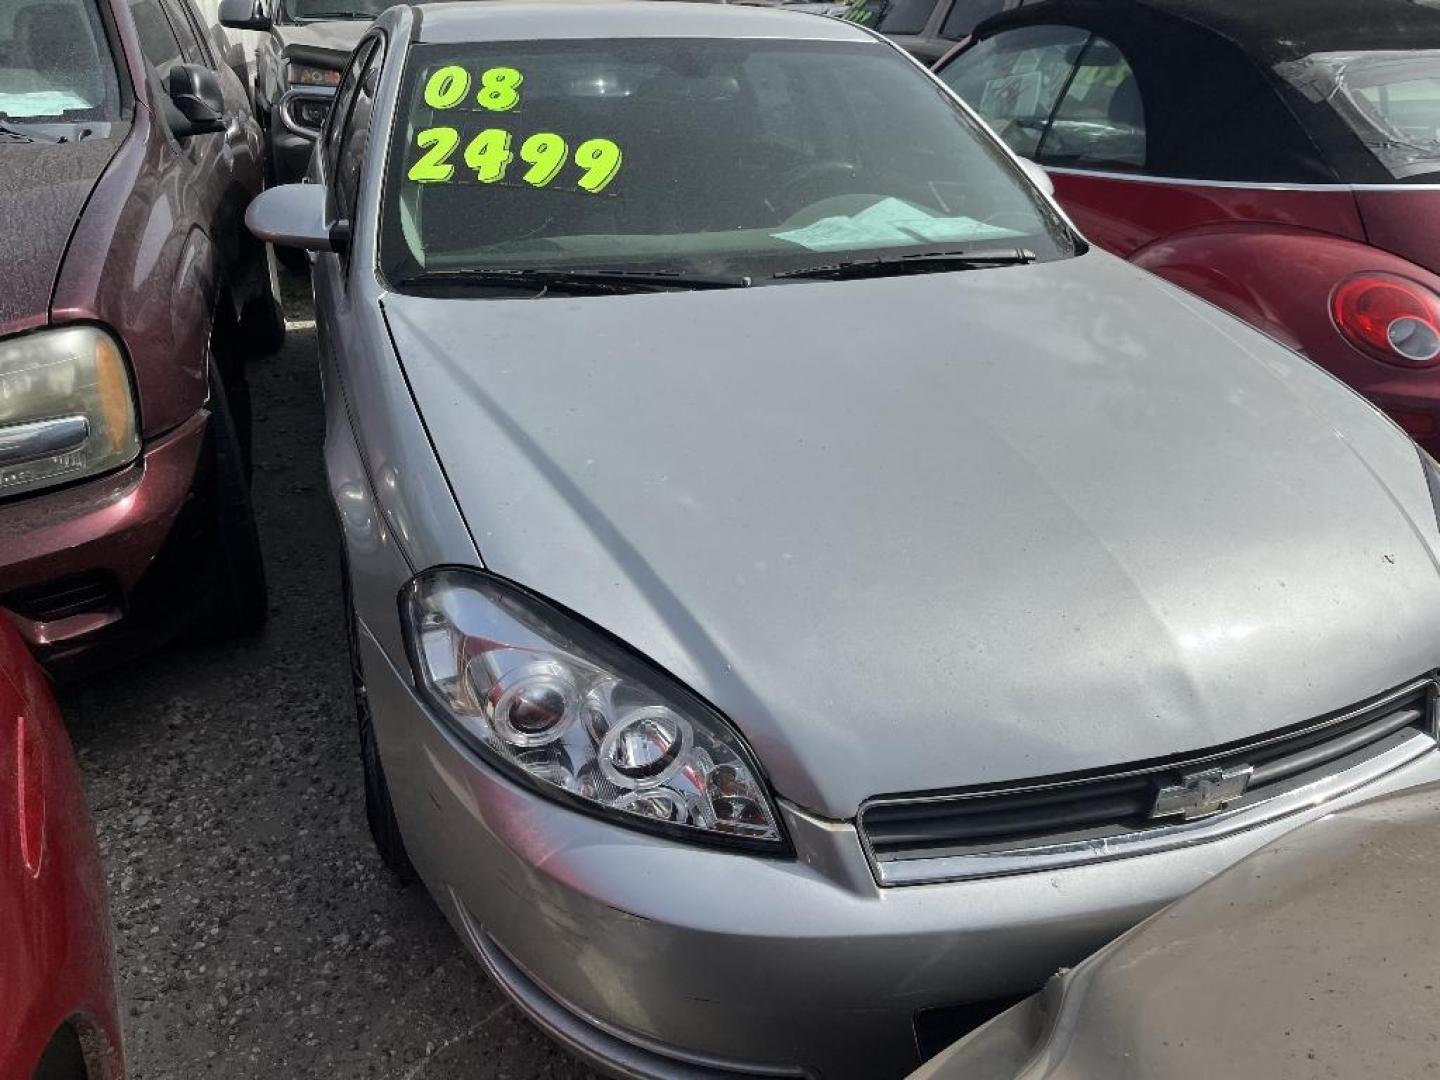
[
  {"left": 868, "top": 786, "right": 1151, "bottom": 848},
  {"left": 1249, "top": 707, "right": 1421, "bottom": 787},
  {"left": 863, "top": 682, "right": 1435, "bottom": 864},
  {"left": 5, "top": 573, "right": 119, "bottom": 623}
]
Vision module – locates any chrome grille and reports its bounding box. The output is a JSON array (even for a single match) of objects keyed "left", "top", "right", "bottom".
[{"left": 860, "top": 678, "right": 1438, "bottom": 887}]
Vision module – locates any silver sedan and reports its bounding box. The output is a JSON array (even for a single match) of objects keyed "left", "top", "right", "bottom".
[{"left": 247, "top": 3, "right": 1440, "bottom": 1077}]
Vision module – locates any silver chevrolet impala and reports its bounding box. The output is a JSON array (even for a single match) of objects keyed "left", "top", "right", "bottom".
[{"left": 246, "top": 3, "right": 1440, "bottom": 1077}]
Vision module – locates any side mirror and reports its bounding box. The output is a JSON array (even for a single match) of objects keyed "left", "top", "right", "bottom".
[
  {"left": 1018, "top": 157, "right": 1055, "bottom": 198},
  {"left": 246, "top": 183, "right": 343, "bottom": 252},
  {"left": 166, "top": 64, "right": 226, "bottom": 137},
  {"left": 219, "top": 0, "right": 271, "bottom": 30}
]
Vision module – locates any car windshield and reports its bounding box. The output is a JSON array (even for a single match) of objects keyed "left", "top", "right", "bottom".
[
  {"left": 1277, "top": 50, "right": 1440, "bottom": 183},
  {"left": 0, "top": 0, "right": 122, "bottom": 123},
  {"left": 283, "top": 0, "right": 404, "bottom": 22},
  {"left": 381, "top": 37, "right": 1076, "bottom": 289}
]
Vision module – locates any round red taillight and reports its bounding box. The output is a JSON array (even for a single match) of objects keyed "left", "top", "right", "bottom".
[{"left": 1333, "top": 273, "right": 1440, "bottom": 366}]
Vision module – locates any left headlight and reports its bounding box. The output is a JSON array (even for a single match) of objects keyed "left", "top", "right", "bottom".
[
  {"left": 0, "top": 326, "right": 139, "bottom": 499},
  {"left": 402, "top": 568, "right": 786, "bottom": 851},
  {"left": 288, "top": 62, "right": 340, "bottom": 87}
]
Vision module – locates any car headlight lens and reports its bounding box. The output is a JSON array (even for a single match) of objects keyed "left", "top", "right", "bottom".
[
  {"left": 402, "top": 568, "right": 785, "bottom": 850},
  {"left": 0, "top": 326, "right": 139, "bottom": 499},
  {"left": 288, "top": 63, "right": 340, "bottom": 87}
]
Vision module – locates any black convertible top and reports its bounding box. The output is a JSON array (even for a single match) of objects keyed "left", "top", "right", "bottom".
[
  {"left": 987, "top": 0, "right": 1440, "bottom": 61},
  {"left": 1128, "top": 0, "right": 1440, "bottom": 61},
  {"left": 971, "top": 0, "right": 1440, "bottom": 183}
]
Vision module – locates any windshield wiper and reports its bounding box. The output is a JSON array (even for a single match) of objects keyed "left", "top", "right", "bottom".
[
  {"left": 299, "top": 9, "right": 374, "bottom": 18},
  {"left": 0, "top": 120, "right": 65, "bottom": 144},
  {"left": 396, "top": 268, "right": 752, "bottom": 295},
  {"left": 774, "top": 248, "right": 1037, "bottom": 282}
]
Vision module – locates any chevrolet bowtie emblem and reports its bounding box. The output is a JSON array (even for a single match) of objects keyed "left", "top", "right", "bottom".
[{"left": 1152, "top": 764, "right": 1254, "bottom": 822}]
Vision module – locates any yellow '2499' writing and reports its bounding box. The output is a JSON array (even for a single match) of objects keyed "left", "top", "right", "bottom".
[{"left": 408, "top": 127, "right": 623, "bottom": 193}]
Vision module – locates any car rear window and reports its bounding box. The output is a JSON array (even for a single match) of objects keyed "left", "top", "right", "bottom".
[
  {"left": 1277, "top": 50, "right": 1440, "bottom": 183},
  {"left": 0, "top": 0, "right": 122, "bottom": 121},
  {"left": 380, "top": 37, "right": 1078, "bottom": 289}
]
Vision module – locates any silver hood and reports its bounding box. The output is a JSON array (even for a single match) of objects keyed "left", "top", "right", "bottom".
[{"left": 382, "top": 252, "right": 1440, "bottom": 819}]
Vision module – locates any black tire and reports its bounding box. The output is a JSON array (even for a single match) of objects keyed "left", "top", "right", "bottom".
[
  {"left": 344, "top": 560, "right": 416, "bottom": 884},
  {"left": 200, "top": 372, "right": 269, "bottom": 639},
  {"left": 210, "top": 299, "right": 254, "bottom": 481},
  {"left": 275, "top": 244, "right": 309, "bottom": 274},
  {"left": 238, "top": 245, "right": 287, "bottom": 357}
]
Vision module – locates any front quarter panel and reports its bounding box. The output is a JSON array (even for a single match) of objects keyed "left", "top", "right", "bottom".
[
  {"left": 1135, "top": 263, "right": 1440, "bottom": 561},
  {"left": 314, "top": 12, "right": 479, "bottom": 660},
  {"left": 1131, "top": 223, "right": 1440, "bottom": 461},
  {"left": 52, "top": 103, "right": 213, "bottom": 438}
]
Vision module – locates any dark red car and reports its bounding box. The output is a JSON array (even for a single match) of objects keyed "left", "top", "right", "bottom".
[
  {"left": 937, "top": 0, "right": 1440, "bottom": 452},
  {"left": 0, "top": 0, "right": 281, "bottom": 671},
  {"left": 0, "top": 614, "right": 124, "bottom": 1079}
]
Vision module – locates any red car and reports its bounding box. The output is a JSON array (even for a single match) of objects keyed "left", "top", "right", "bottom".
[
  {"left": 0, "top": 0, "right": 280, "bottom": 672},
  {"left": 937, "top": 0, "right": 1440, "bottom": 452},
  {"left": 0, "top": 614, "right": 124, "bottom": 1079}
]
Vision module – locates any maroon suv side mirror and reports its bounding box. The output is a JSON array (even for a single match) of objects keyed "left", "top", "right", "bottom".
[{"left": 165, "top": 65, "right": 226, "bottom": 138}]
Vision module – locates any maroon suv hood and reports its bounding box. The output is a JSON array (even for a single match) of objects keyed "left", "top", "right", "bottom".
[
  {"left": 0, "top": 135, "right": 125, "bottom": 336},
  {"left": 1356, "top": 189, "right": 1440, "bottom": 276}
]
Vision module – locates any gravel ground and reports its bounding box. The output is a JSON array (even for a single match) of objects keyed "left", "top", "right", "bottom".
[{"left": 62, "top": 276, "right": 603, "bottom": 1080}]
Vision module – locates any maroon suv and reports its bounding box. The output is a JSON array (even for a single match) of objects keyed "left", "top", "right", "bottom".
[{"left": 0, "top": 0, "right": 282, "bottom": 671}]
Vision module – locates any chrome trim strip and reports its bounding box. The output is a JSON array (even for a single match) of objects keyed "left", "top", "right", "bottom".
[
  {"left": 1044, "top": 165, "right": 1440, "bottom": 194},
  {"left": 874, "top": 731, "right": 1436, "bottom": 886},
  {"left": 0, "top": 415, "right": 89, "bottom": 468},
  {"left": 861, "top": 678, "right": 1434, "bottom": 813},
  {"left": 279, "top": 85, "right": 337, "bottom": 142}
]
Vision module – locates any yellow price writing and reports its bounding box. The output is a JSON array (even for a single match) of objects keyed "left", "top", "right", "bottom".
[
  {"left": 406, "top": 126, "right": 624, "bottom": 194},
  {"left": 423, "top": 65, "right": 470, "bottom": 109},
  {"left": 520, "top": 132, "right": 567, "bottom": 186},
  {"left": 465, "top": 129, "right": 513, "bottom": 183},
  {"left": 408, "top": 126, "right": 459, "bottom": 182},
  {"left": 574, "top": 137, "right": 623, "bottom": 194},
  {"left": 422, "top": 64, "right": 524, "bottom": 112}
]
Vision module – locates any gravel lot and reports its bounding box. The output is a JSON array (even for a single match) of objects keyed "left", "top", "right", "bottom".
[{"left": 62, "top": 276, "right": 602, "bottom": 1080}]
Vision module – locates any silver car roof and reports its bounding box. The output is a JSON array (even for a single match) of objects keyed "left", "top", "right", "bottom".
[{"left": 411, "top": 0, "right": 880, "bottom": 43}]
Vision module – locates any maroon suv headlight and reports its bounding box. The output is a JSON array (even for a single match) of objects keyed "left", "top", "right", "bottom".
[{"left": 0, "top": 326, "right": 140, "bottom": 499}]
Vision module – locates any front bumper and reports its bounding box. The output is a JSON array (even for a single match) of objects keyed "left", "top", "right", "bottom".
[
  {"left": 0, "top": 411, "right": 208, "bottom": 667},
  {"left": 361, "top": 629, "right": 1440, "bottom": 1080}
]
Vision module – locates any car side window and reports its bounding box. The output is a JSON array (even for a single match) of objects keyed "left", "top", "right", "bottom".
[
  {"left": 844, "top": 0, "right": 939, "bottom": 35},
  {"left": 940, "top": 0, "right": 1010, "bottom": 42},
  {"left": 129, "top": 0, "right": 184, "bottom": 71},
  {"left": 322, "top": 39, "right": 374, "bottom": 183},
  {"left": 939, "top": 25, "right": 1089, "bottom": 160},
  {"left": 161, "top": 0, "right": 213, "bottom": 67},
  {"left": 1038, "top": 35, "right": 1145, "bottom": 169},
  {"left": 334, "top": 39, "right": 384, "bottom": 234},
  {"left": 879, "top": 0, "right": 940, "bottom": 34}
]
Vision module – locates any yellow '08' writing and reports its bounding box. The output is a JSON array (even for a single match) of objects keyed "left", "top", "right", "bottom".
[
  {"left": 423, "top": 64, "right": 523, "bottom": 112},
  {"left": 407, "top": 126, "right": 624, "bottom": 194}
]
